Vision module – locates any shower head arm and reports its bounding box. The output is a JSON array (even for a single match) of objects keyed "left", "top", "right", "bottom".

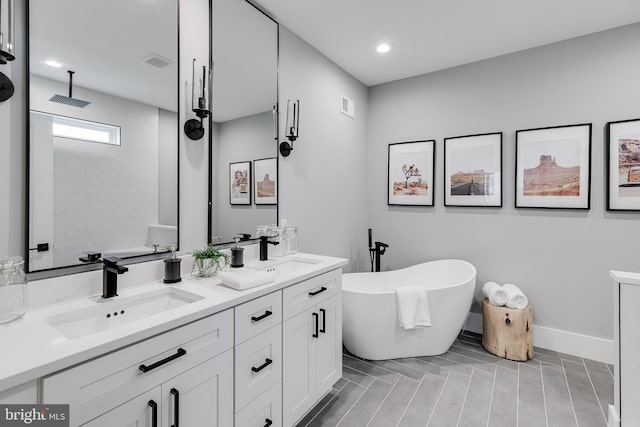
[{"left": 67, "top": 70, "right": 75, "bottom": 98}]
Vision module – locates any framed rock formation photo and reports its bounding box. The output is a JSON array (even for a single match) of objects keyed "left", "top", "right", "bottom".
[
  {"left": 606, "top": 118, "right": 640, "bottom": 211},
  {"left": 515, "top": 123, "right": 591, "bottom": 209},
  {"left": 388, "top": 140, "right": 435, "bottom": 206}
]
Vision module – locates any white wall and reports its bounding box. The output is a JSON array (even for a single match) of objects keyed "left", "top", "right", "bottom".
[
  {"left": 158, "top": 108, "right": 178, "bottom": 226},
  {"left": 366, "top": 23, "right": 640, "bottom": 342},
  {"left": 0, "top": 0, "right": 210, "bottom": 261},
  {"left": 278, "top": 26, "right": 369, "bottom": 273},
  {"left": 213, "top": 111, "right": 277, "bottom": 242}
]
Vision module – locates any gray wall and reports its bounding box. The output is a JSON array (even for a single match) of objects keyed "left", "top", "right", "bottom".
[
  {"left": 278, "top": 26, "right": 369, "bottom": 272},
  {"left": 366, "top": 23, "right": 640, "bottom": 340},
  {"left": 213, "top": 111, "right": 277, "bottom": 242}
]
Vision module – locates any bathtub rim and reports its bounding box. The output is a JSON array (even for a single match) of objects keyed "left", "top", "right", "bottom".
[{"left": 342, "top": 258, "right": 476, "bottom": 295}]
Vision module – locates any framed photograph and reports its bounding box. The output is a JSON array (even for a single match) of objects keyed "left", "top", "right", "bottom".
[
  {"left": 607, "top": 118, "right": 640, "bottom": 211},
  {"left": 229, "top": 161, "right": 251, "bottom": 205},
  {"left": 388, "top": 140, "right": 435, "bottom": 206},
  {"left": 515, "top": 123, "right": 591, "bottom": 209},
  {"left": 253, "top": 157, "right": 277, "bottom": 205},
  {"left": 444, "top": 132, "right": 502, "bottom": 207}
]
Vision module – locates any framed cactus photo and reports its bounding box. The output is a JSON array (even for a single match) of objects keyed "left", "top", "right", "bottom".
[{"left": 387, "top": 140, "right": 435, "bottom": 206}]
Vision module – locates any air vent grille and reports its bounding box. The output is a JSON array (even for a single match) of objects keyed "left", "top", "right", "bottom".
[{"left": 143, "top": 54, "right": 174, "bottom": 69}]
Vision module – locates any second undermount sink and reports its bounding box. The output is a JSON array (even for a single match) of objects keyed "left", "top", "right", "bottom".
[
  {"left": 254, "top": 257, "right": 321, "bottom": 275},
  {"left": 48, "top": 287, "right": 204, "bottom": 340}
]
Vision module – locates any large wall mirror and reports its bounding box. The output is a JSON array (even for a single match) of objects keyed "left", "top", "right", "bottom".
[
  {"left": 27, "top": 0, "right": 179, "bottom": 273},
  {"left": 210, "top": 0, "right": 278, "bottom": 244}
]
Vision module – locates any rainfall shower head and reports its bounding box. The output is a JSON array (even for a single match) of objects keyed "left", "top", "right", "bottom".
[{"left": 49, "top": 70, "right": 90, "bottom": 108}]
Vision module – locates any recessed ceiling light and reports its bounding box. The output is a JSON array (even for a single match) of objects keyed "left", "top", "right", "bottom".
[
  {"left": 376, "top": 43, "right": 391, "bottom": 53},
  {"left": 45, "top": 60, "right": 62, "bottom": 68}
]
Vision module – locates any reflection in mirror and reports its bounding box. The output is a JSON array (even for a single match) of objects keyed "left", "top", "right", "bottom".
[
  {"left": 211, "top": 0, "right": 278, "bottom": 244},
  {"left": 27, "top": 0, "right": 179, "bottom": 272}
]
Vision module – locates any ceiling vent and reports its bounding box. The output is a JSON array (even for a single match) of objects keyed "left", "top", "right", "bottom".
[{"left": 143, "top": 54, "right": 174, "bottom": 69}]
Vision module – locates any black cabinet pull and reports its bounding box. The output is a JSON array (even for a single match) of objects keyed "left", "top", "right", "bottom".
[
  {"left": 148, "top": 400, "right": 158, "bottom": 427},
  {"left": 312, "top": 312, "right": 319, "bottom": 338},
  {"left": 264, "top": 418, "right": 273, "bottom": 427},
  {"left": 320, "top": 308, "right": 326, "bottom": 333},
  {"left": 251, "top": 358, "right": 273, "bottom": 373},
  {"left": 308, "top": 286, "right": 327, "bottom": 297},
  {"left": 251, "top": 310, "right": 273, "bottom": 322},
  {"left": 139, "top": 348, "right": 187, "bottom": 373},
  {"left": 170, "top": 388, "right": 179, "bottom": 427}
]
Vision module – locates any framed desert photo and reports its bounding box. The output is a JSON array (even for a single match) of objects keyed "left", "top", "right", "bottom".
[
  {"left": 444, "top": 132, "right": 502, "bottom": 207},
  {"left": 229, "top": 161, "right": 251, "bottom": 205},
  {"left": 607, "top": 118, "right": 640, "bottom": 211},
  {"left": 254, "top": 157, "right": 277, "bottom": 205},
  {"left": 388, "top": 140, "right": 435, "bottom": 206},
  {"left": 515, "top": 123, "right": 591, "bottom": 209}
]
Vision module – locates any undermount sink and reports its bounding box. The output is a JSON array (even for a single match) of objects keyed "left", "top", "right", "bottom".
[
  {"left": 48, "top": 287, "right": 204, "bottom": 340},
  {"left": 254, "top": 257, "right": 321, "bottom": 275}
]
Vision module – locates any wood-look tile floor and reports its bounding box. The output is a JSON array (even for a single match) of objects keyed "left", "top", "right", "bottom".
[{"left": 296, "top": 332, "right": 613, "bottom": 427}]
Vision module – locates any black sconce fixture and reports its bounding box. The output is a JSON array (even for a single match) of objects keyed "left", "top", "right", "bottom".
[
  {"left": 0, "top": 0, "right": 16, "bottom": 103},
  {"left": 184, "top": 58, "right": 211, "bottom": 140},
  {"left": 279, "top": 99, "right": 300, "bottom": 157}
]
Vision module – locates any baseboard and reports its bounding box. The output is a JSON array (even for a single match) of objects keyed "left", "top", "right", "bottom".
[{"left": 463, "top": 312, "right": 614, "bottom": 364}]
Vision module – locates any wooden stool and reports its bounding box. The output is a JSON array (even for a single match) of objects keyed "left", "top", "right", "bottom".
[{"left": 482, "top": 298, "right": 533, "bottom": 361}]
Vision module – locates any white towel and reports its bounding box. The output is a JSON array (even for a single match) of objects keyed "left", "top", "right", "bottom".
[
  {"left": 482, "top": 281, "right": 508, "bottom": 307},
  {"left": 217, "top": 269, "right": 276, "bottom": 290},
  {"left": 503, "top": 283, "right": 528, "bottom": 309},
  {"left": 395, "top": 286, "right": 431, "bottom": 330}
]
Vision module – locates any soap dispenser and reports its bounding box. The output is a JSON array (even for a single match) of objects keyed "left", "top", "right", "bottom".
[
  {"left": 163, "top": 247, "right": 182, "bottom": 284},
  {"left": 230, "top": 238, "right": 244, "bottom": 268}
]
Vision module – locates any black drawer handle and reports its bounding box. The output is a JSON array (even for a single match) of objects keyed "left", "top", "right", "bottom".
[
  {"left": 148, "top": 400, "right": 158, "bottom": 427},
  {"left": 251, "top": 358, "right": 273, "bottom": 373},
  {"left": 139, "top": 348, "right": 187, "bottom": 373},
  {"left": 309, "top": 286, "right": 327, "bottom": 297},
  {"left": 312, "top": 312, "right": 319, "bottom": 338},
  {"left": 320, "top": 308, "right": 326, "bottom": 333},
  {"left": 264, "top": 418, "right": 273, "bottom": 427},
  {"left": 170, "top": 388, "right": 180, "bottom": 427},
  {"left": 251, "top": 310, "right": 273, "bottom": 322}
]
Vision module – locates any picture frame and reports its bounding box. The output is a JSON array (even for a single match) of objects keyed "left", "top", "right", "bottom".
[
  {"left": 229, "top": 161, "right": 251, "bottom": 205},
  {"left": 388, "top": 140, "right": 435, "bottom": 206},
  {"left": 253, "top": 157, "right": 277, "bottom": 205},
  {"left": 444, "top": 132, "right": 502, "bottom": 207},
  {"left": 515, "top": 123, "right": 591, "bottom": 209},
  {"left": 606, "top": 118, "right": 640, "bottom": 211}
]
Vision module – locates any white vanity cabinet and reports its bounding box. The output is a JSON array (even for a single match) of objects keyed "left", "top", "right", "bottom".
[
  {"left": 282, "top": 270, "right": 342, "bottom": 427},
  {"left": 42, "top": 309, "right": 234, "bottom": 427},
  {"left": 0, "top": 381, "right": 38, "bottom": 404}
]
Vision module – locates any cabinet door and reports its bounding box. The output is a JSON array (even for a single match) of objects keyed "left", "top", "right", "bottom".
[
  {"left": 282, "top": 309, "right": 317, "bottom": 427},
  {"left": 162, "top": 349, "right": 233, "bottom": 427},
  {"left": 82, "top": 387, "right": 162, "bottom": 427},
  {"left": 316, "top": 293, "right": 342, "bottom": 395}
]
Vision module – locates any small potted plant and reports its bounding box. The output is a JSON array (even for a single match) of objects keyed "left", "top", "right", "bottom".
[{"left": 191, "top": 244, "right": 229, "bottom": 278}]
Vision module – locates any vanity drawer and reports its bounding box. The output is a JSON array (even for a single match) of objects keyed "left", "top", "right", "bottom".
[
  {"left": 236, "top": 380, "right": 282, "bottom": 427},
  {"left": 42, "top": 309, "right": 233, "bottom": 426},
  {"left": 235, "top": 290, "right": 282, "bottom": 344},
  {"left": 282, "top": 269, "right": 341, "bottom": 320},
  {"left": 235, "top": 324, "right": 282, "bottom": 411}
]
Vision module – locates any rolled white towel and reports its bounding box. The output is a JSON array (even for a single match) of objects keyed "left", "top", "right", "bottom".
[
  {"left": 482, "top": 281, "right": 508, "bottom": 307},
  {"left": 503, "top": 283, "right": 528, "bottom": 309}
]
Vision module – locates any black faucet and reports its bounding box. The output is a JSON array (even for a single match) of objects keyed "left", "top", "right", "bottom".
[
  {"left": 258, "top": 235, "right": 279, "bottom": 261},
  {"left": 102, "top": 257, "right": 128, "bottom": 298}
]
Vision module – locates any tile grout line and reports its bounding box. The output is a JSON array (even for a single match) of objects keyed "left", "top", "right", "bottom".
[
  {"left": 335, "top": 378, "right": 375, "bottom": 427},
  {"left": 583, "top": 358, "right": 609, "bottom": 425},
  {"left": 342, "top": 363, "right": 397, "bottom": 386},
  {"left": 343, "top": 354, "right": 405, "bottom": 384},
  {"left": 393, "top": 358, "right": 450, "bottom": 381},
  {"left": 448, "top": 346, "right": 515, "bottom": 372},
  {"left": 455, "top": 368, "right": 474, "bottom": 427},
  {"left": 364, "top": 375, "right": 402, "bottom": 427},
  {"left": 539, "top": 360, "right": 550, "bottom": 427},
  {"left": 302, "top": 377, "right": 360, "bottom": 427},
  {"left": 561, "top": 360, "right": 580, "bottom": 427},
  {"left": 485, "top": 367, "right": 497, "bottom": 427},
  {"left": 394, "top": 374, "right": 426, "bottom": 427},
  {"left": 425, "top": 370, "right": 451, "bottom": 427}
]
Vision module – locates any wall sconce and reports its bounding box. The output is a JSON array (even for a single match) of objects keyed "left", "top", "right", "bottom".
[
  {"left": 0, "top": 0, "right": 16, "bottom": 103},
  {"left": 279, "top": 99, "right": 300, "bottom": 157},
  {"left": 184, "top": 58, "right": 211, "bottom": 140}
]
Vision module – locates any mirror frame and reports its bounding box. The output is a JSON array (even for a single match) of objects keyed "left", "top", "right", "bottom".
[
  {"left": 24, "top": 0, "right": 182, "bottom": 277},
  {"left": 207, "top": 0, "right": 279, "bottom": 246}
]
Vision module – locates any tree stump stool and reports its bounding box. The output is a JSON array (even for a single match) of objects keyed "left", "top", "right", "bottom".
[{"left": 482, "top": 298, "right": 533, "bottom": 361}]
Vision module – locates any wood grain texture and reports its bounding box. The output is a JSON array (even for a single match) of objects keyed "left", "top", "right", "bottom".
[{"left": 482, "top": 298, "right": 533, "bottom": 361}]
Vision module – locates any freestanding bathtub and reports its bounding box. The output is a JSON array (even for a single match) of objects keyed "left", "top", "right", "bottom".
[{"left": 342, "top": 259, "right": 476, "bottom": 360}]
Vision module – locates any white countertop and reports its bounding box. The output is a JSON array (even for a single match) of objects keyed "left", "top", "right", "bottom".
[
  {"left": 610, "top": 270, "right": 640, "bottom": 286},
  {"left": 0, "top": 253, "right": 348, "bottom": 391}
]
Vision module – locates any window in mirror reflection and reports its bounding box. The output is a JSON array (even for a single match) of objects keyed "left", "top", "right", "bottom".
[{"left": 34, "top": 111, "right": 121, "bottom": 146}]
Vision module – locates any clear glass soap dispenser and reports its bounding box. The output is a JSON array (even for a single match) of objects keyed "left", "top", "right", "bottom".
[{"left": 0, "top": 256, "right": 27, "bottom": 324}]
